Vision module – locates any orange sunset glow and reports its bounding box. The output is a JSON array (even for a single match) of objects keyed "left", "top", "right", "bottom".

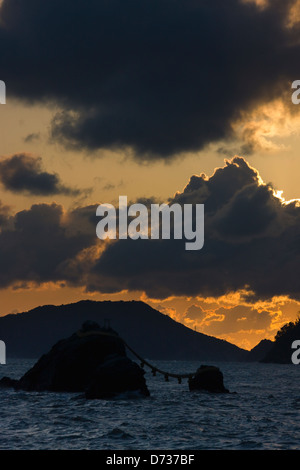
[{"left": 3, "top": 0, "right": 300, "bottom": 455}]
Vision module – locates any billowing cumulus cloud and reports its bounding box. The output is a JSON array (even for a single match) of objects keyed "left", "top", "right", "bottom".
[
  {"left": 0, "top": 202, "right": 98, "bottom": 288},
  {"left": 89, "top": 157, "right": 300, "bottom": 301},
  {"left": 0, "top": 0, "right": 299, "bottom": 160},
  {"left": 0, "top": 153, "right": 81, "bottom": 196},
  {"left": 1, "top": 157, "right": 300, "bottom": 305}
]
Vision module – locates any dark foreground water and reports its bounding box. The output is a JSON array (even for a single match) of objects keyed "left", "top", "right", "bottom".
[{"left": 0, "top": 359, "right": 299, "bottom": 450}]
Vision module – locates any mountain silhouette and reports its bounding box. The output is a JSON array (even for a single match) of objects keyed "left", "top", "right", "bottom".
[
  {"left": 245, "top": 339, "right": 274, "bottom": 362},
  {"left": 0, "top": 300, "right": 249, "bottom": 361}
]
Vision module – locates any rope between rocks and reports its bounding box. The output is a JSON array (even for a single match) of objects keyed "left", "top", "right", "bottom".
[
  {"left": 122, "top": 340, "right": 197, "bottom": 383},
  {"left": 76, "top": 328, "right": 213, "bottom": 384}
]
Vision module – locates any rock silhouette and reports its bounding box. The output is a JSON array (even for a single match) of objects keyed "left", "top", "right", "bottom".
[
  {"left": 0, "top": 321, "right": 231, "bottom": 397},
  {"left": 0, "top": 321, "right": 150, "bottom": 399},
  {"left": 188, "top": 365, "right": 229, "bottom": 393}
]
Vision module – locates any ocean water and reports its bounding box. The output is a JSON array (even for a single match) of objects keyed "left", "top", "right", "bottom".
[{"left": 0, "top": 359, "right": 299, "bottom": 450}]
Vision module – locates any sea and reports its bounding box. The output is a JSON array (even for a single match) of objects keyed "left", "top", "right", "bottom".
[{"left": 0, "top": 358, "right": 299, "bottom": 450}]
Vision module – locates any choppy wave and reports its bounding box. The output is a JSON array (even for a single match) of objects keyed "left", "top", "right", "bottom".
[{"left": 0, "top": 359, "right": 299, "bottom": 450}]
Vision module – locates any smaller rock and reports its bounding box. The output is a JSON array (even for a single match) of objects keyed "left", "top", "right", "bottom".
[
  {"left": 0, "top": 376, "right": 18, "bottom": 388},
  {"left": 188, "top": 365, "right": 229, "bottom": 393}
]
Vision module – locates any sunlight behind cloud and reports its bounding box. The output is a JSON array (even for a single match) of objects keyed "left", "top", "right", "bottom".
[
  {"left": 241, "top": 0, "right": 269, "bottom": 9},
  {"left": 288, "top": 0, "right": 300, "bottom": 28},
  {"left": 232, "top": 99, "right": 300, "bottom": 154}
]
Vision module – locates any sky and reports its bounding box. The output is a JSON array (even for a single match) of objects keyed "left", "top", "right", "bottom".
[{"left": 1, "top": 0, "right": 300, "bottom": 350}]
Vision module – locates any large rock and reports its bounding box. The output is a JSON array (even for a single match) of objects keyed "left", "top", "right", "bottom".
[
  {"left": 85, "top": 355, "right": 149, "bottom": 399},
  {"left": 188, "top": 365, "right": 229, "bottom": 393},
  {"left": 0, "top": 321, "right": 150, "bottom": 399}
]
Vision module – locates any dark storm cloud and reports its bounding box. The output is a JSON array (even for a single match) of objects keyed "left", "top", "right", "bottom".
[
  {"left": 1, "top": 157, "right": 300, "bottom": 302},
  {"left": 89, "top": 157, "right": 300, "bottom": 301},
  {"left": 0, "top": 0, "right": 299, "bottom": 159},
  {"left": 23, "top": 133, "right": 41, "bottom": 143},
  {"left": 0, "top": 203, "right": 98, "bottom": 288},
  {"left": 0, "top": 201, "right": 11, "bottom": 229},
  {"left": 0, "top": 154, "right": 81, "bottom": 196}
]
